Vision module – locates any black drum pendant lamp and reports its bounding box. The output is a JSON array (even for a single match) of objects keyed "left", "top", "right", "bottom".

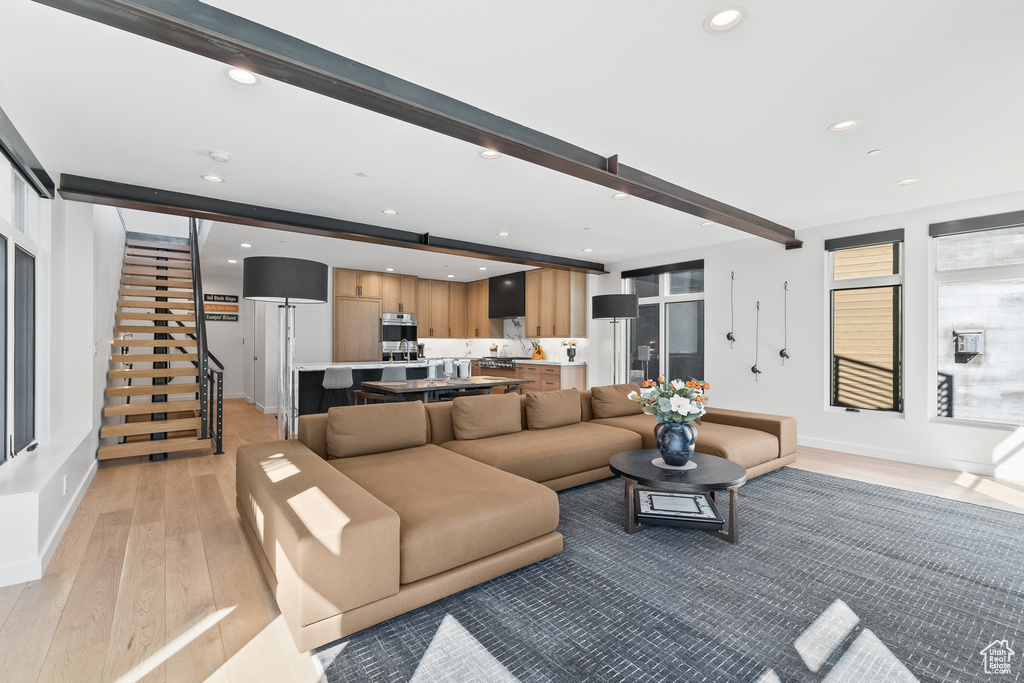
[
  {"left": 244, "top": 257, "right": 328, "bottom": 440},
  {"left": 592, "top": 294, "right": 639, "bottom": 385}
]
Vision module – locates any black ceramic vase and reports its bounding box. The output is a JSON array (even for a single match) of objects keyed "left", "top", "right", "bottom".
[
  {"left": 566, "top": 347, "right": 576, "bottom": 362},
  {"left": 654, "top": 421, "right": 697, "bottom": 466}
]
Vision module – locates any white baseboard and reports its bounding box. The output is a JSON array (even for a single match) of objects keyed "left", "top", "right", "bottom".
[
  {"left": 38, "top": 460, "right": 97, "bottom": 576},
  {"left": 798, "top": 436, "right": 998, "bottom": 478}
]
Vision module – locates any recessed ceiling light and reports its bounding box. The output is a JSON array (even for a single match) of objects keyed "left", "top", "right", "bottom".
[
  {"left": 447, "top": 274, "right": 455, "bottom": 278},
  {"left": 707, "top": 8, "right": 744, "bottom": 32},
  {"left": 867, "top": 149, "right": 883, "bottom": 156},
  {"left": 227, "top": 259, "right": 237, "bottom": 264},
  {"left": 355, "top": 172, "right": 367, "bottom": 177},
  {"left": 479, "top": 149, "right": 501, "bottom": 159},
  {"left": 226, "top": 68, "right": 258, "bottom": 85},
  {"left": 201, "top": 174, "right": 224, "bottom": 183},
  {"left": 896, "top": 178, "right": 919, "bottom": 186},
  {"left": 479, "top": 267, "right": 487, "bottom": 271},
  {"left": 382, "top": 209, "right": 398, "bottom": 215},
  {"left": 209, "top": 150, "right": 231, "bottom": 163},
  {"left": 385, "top": 268, "right": 395, "bottom": 272},
  {"left": 497, "top": 232, "right": 510, "bottom": 237},
  {"left": 582, "top": 248, "right": 594, "bottom": 253},
  {"left": 240, "top": 243, "right": 251, "bottom": 248},
  {"left": 829, "top": 120, "right": 860, "bottom": 132},
  {"left": 612, "top": 193, "right": 629, "bottom": 200},
  {"left": 701, "top": 221, "right": 716, "bottom": 227}
]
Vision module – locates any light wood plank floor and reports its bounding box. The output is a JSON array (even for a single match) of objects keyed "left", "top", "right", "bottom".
[{"left": 1, "top": 399, "right": 1021, "bottom": 682}]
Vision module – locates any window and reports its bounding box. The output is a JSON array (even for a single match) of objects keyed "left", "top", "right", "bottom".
[
  {"left": 931, "top": 212, "right": 1024, "bottom": 425},
  {"left": 826, "top": 230, "right": 904, "bottom": 412},
  {"left": 13, "top": 246, "right": 34, "bottom": 453},
  {"left": 624, "top": 261, "right": 705, "bottom": 384}
]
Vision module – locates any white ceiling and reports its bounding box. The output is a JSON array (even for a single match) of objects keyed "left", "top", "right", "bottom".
[{"left": 2, "top": 0, "right": 1023, "bottom": 273}]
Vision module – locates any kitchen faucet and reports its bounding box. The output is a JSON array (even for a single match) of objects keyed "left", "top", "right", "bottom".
[{"left": 400, "top": 338, "right": 411, "bottom": 362}]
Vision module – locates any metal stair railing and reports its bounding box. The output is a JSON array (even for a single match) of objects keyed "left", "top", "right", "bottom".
[{"left": 189, "top": 218, "right": 225, "bottom": 454}]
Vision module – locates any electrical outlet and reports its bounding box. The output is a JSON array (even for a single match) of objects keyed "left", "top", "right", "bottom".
[
  {"left": 63, "top": 474, "right": 68, "bottom": 496},
  {"left": 93, "top": 342, "right": 98, "bottom": 357}
]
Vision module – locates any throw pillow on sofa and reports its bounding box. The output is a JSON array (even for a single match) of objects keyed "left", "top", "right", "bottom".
[
  {"left": 526, "top": 388, "right": 582, "bottom": 430},
  {"left": 326, "top": 401, "right": 428, "bottom": 458},
  {"left": 590, "top": 383, "right": 644, "bottom": 419},
  {"left": 452, "top": 391, "right": 523, "bottom": 440}
]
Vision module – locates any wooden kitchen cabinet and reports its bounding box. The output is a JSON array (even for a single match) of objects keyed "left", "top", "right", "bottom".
[
  {"left": 381, "top": 273, "right": 417, "bottom": 313},
  {"left": 448, "top": 282, "right": 467, "bottom": 338},
  {"left": 333, "top": 297, "right": 382, "bottom": 362},
  {"left": 334, "top": 268, "right": 382, "bottom": 299},
  {"left": 525, "top": 268, "right": 587, "bottom": 338},
  {"left": 522, "top": 363, "right": 587, "bottom": 393},
  {"left": 416, "top": 279, "right": 453, "bottom": 337},
  {"left": 467, "top": 279, "right": 502, "bottom": 338}
]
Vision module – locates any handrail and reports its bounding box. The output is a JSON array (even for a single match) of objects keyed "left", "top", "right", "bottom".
[
  {"left": 168, "top": 319, "right": 225, "bottom": 370},
  {"left": 188, "top": 217, "right": 225, "bottom": 455}
]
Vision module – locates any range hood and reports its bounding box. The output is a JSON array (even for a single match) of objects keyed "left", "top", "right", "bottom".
[{"left": 488, "top": 271, "right": 526, "bottom": 318}]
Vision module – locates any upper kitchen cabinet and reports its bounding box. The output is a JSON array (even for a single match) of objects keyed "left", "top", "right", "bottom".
[
  {"left": 381, "top": 273, "right": 417, "bottom": 313},
  {"left": 334, "top": 268, "right": 382, "bottom": 298},
  {"left": 448, "top": 282, "right": 467, "bottom": 338},
  {"left": 525, "top": 268, "right": 587, "bottom": 338},
  {"left": 416, "top": 279, "right": 453, "bottom": 337},
  {"left": 467, "top": 279, "right": 502, "bottom": 338}
]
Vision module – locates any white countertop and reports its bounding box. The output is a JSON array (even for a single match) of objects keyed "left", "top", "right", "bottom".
[
  {"left": 295, "top": 358, "right": 586, "bottom": 371},
  {"left": 507, "top": 359, "right": 587, "bottom": 367}
]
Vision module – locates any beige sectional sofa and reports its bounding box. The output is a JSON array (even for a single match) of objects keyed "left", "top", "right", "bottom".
[{"left": 235, "top": 383, "right": 796, "bottom": 651}]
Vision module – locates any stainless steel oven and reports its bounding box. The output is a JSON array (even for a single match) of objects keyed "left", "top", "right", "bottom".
[{"left": 382, "top": 312, "right": 418, "bottom": 360}]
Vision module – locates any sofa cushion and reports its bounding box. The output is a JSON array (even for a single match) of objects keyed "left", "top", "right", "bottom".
[
  {"left": 591, "top": 413, "right": 658, "bottom": 449},
  {"left": 590, "top": 383, "right": 644, "bottom": 419},
  {"left": 696, "top": 422, "right": 779, "bottom": 470},
  {"left": 443, "top": 422, "right": 642, "bottom": 484},
  {"left": 326, "top": 401, "right": 427, "bottom": 458},
  {"left": 526, "top": 388, "right": 582, "bottom": 430},
  {"left": 332, "top": 444, "right": 559, "bottom": 584},
  {"left": 452, "top": 391, "right": 522, "bottom": 440}
]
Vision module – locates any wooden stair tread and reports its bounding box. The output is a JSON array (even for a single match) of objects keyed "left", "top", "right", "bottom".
[
  {"left": 121, "top": 277, "right": 194, "bottom": 289},
  {"left": 109, "top": 368, "right": 198, "bottom": 380},
  {"left": 97, "top": 437, "right": 211, "bottom": 460},
  {"left": 116, "top": 325, "right": 197, "bottom": 335},
  {"left": 113, "top": 339, "right": 197, "bottom": 347},
  {"left": 124, "top": 256, "right": 195, "bottom": 270},
  {"left": 116, "top": 312, "right": 195, "bottom": 321},
  {"left": 119, "top": 288, "right": 194, "bottom": 300},
  {"left": 118, "top": 299, "right": 195, "bottom": 310},
  {"left": 106, "top": 382, "right": 200, "bottom": 398},
  {"left": 112, "top": 353, "right": 198, "bottom": 363},
  {"left": 103, "top": 400, "right": 200, "bottom": 417},
  {"left": 125, "top": 239, "right": 191, "bottom": 252},
  {"left": 123, "top": 266, "right": 193, "bottom": 279},
  {"left": 100, "top": 417, "right": 200, "bottom": 438},
  {"left": 125, "top": 247, "right": 191, "bottom": 262}
]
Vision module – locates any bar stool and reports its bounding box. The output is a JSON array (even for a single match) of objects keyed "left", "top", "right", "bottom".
[
  {"left": 320, "top": 367, "right": 353, "bottom": 412},
  {"left": 354, "top": 365, "right": 407, "bottom": 404}
]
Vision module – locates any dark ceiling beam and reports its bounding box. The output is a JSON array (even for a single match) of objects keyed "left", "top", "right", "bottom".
[
  {"left": 32, "top": 0, "right": 802, "bottom": 249},
  {"left": 58, "top": 174, "right": 608, "bottom": 274},
  {"left": 0, "top": 104, "right": 55, "bottom": 199}
]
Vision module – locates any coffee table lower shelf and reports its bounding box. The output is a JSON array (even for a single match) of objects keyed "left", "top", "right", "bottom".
[{"left": 634, "top": 489, "right": 726, "bottom": 532}]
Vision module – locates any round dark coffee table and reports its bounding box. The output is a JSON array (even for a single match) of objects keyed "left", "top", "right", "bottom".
[{"left": 609, "top": 449, "right": 747, "bottom": 543}]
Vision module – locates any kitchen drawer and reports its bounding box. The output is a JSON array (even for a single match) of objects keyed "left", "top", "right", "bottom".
[
  {"left": 541, "top": 379, "right": 560, "bottom": 390},
  {"left": 540, "top": 366, "right": 560, "bottom": 376}
]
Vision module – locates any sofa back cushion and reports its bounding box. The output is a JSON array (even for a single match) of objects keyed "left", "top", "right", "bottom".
[
  {"left": 590, "top": 383, "right": 644, "bottom": 419},
  {"left": 326, "top": 401, "right": 428, "bottom": 458},
  {"left": 452, "top": 391, "right": 523, "bottom": 440},
  {"left": 526, "top": 388, "right": 582, "bottom": 430}
]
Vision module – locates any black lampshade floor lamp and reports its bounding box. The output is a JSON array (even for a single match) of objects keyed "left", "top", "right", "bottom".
[
  {"left": 592, "top": 294, "right": 639, "bottom": 385},
  {"left": 243, "top": 256, "right": 328, "bottom": 440}
]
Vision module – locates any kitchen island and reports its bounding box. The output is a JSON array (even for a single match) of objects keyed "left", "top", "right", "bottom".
[{"left": 295, "top": 362, "right": 432, "bottom": 415}]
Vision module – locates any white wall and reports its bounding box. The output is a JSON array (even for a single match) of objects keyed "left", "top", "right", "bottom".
[
  {"left": 201, "top": 270, "right": 246, "bottom": 399},
  {"left": 597, "top": 189, "right": 1024, "bottom": 480}
]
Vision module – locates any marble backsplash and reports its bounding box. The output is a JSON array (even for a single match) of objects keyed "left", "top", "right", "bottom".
[{"left": 420, "top": 317, "right": 587, "bottom": 363}]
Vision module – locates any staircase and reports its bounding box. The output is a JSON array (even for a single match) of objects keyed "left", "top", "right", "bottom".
[{"left": 98, "top": 226, "right": 224, "bottom": 460}]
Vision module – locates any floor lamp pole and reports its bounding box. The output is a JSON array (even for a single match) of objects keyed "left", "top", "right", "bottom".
[
  {"left": 278, "top": 301, "right": 296, "bottom": 441},
  {"left": 611, "top": 318, "right": 621, "bottom": 385}
]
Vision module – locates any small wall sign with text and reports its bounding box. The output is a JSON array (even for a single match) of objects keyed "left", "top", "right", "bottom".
[{"left": 205, "top": 293, "right": 239, "bottom": 322}]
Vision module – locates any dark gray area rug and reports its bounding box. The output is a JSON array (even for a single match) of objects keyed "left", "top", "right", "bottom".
[{"left": 315, "top": 468, "right": 1024, "bottom": 682}]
